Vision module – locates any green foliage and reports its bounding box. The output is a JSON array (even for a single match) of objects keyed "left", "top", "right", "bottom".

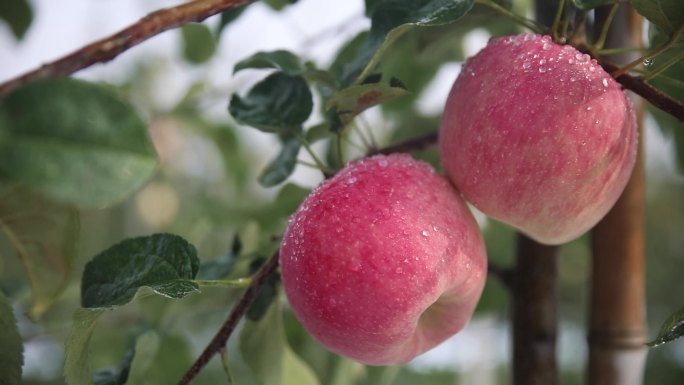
[
  {"left": 648, "top": 306, "right": 684, "bottom": 347},
  {"left": 92, "top": 347, "right": 135, "bottom": 385},
  {"left": 81, "top": 233, "right": 199, "bottom": 308},
  {"left": 197, "top": 234, "right": 242, "bottom": 280},
  {"left": 0, "top": 187, "right": 80, "bottom": 317},
  {"left": 181, "top": 23, "right": 217, "bottom": 64},
  {"left": 229, "top": 72, "right": 313, "bottom": 135},
  {"left": 64, "top": 308, "right": 107, "bottom": 385},
  {"left": 326, "top": 79, "right": 410, "bottom": 128},
  {"left": 0, "top": 0, "right": 32, "bottom": 39},
  {"left": 240, "top": 294, "right": 320, "bottom": 385},
  {"left": 0, "top": 291, "right": 22, "bottom": 385},
  {"left": 259, "top": 137, "right": 302, "bottom": 187},
  {"left": 571, "top": 0, "right": 615, "bottom": 10},
  {"left": 234, "top": 50, "right": 305, "bottom": 75},
  {"left": 631, "top": 0, "right": 684, "bottom": 34},
  {"left": 0, "top": 78, "right": 157, "bottom": 208}
]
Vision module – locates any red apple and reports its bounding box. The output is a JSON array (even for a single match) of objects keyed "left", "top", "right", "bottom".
[
  {"left": 280, "top": 154, "right": 487, "bottom": 365},
  {"left": 439, "top": 33, "right": 637, "bottom": 245}
]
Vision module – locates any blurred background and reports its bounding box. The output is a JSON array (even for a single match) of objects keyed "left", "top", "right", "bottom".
[{"left": 1, "top": 0, "right": 683, "bottom": 384}]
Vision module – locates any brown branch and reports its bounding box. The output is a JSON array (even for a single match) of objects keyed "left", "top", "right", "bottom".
[
  {"left": 370, "top": 131, "right": 438, "bottom": 156},
  {"left": 177, "top": 249, "right": 280, "bottom": 385},
  {"left": 0, "top": 0, "right": 254, "bottom": 97}
]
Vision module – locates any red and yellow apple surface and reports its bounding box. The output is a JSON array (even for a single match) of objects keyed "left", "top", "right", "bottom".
[
  {"left": 280, "top": 154, "right": 487, "bottom": 365},
  {"left": 439, "top": 33, "right": 637, "bottom": 245}
]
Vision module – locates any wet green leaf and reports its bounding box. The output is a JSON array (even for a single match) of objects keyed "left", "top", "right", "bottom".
[
  {"left": 327, "top": 80, "right": 409, "bottom": 128},
  {"left": 181, "top": 23, "right": 217, "bottom": 64},
  {"left": 0, "top": 78, "right": 157, "bottom": 209},
  {"left": 648, "top": 306, "right": 684, "bottom": 347},
  {"left": 0, "top": 291, "right": 23, "bottom": 385},
  {"left": 81, "top": 233, "right": 199, "bottom": 308},
  {"left": 229, "top": 72, "right": 313, "bottom": 135},
  {"left": 234, "top": 50, "right": 305, "bottom": 75},
  {"left": 632, "top": 0, "right": 684, "bottom": 35},
  {"left": 258, "top": 137, "right": 301, "bottom": 187}
]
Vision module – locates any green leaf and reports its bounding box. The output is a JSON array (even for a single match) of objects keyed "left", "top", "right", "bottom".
[
  {"left": 0, "top": 291, "right": 23, "bottom": 385},
  {"left": 326, "top": 80, "right": 409, "bottom": 128},
  {"left": 572, "top": 0, "right": 615, "bottom": 9},
  {"left": 632, "top": 0, "right": 684, "bottom": 34},
  {"left": 64, "top": 308, "right": 106, "bottom": 385},
  {"left": 181, "top": 23, "right": 217, "bottom": 64},
  {"left": 305, "top": 123, "right": 335, "bottom": 143},
  {"left": 258, "top": 137, "right": 301, "bottom": 187},
  {"left": 234, "top": 50, "right": 305, "bottom": 75},
  {"left": 240, "top": 293, "right": 320, "bottom": 385},
  {"left": 0, "top": 187, "right": 79, "bottom": 317},
  {"left": 92, "top": 348, "right": 134, "bottom": 385},
  {"left": 126, "top": 332, "right": 161, "bottom": 384},
  {"left": 81, "top": 233, "right": 200, "bottom": 308},
  {"left": 229, "top": 72, "right": 313, "bottom": 134},
  {"left": 0, "top": 0, "right": 32, "bottom": 39},
  {"left": 345, "top": 0, "right": 475, "bottom": 84},
  {"left": 0, "top": 78, "right": 157, "bottom": 209},
  {"left": 648, "top": 306, "right": 684, "bottom": 347},
  {"left": 197, "top": 234, "right": 241, "bottom": 280},
  {"left": 263, "top": 0, "right": 298, "bottom": 11}
]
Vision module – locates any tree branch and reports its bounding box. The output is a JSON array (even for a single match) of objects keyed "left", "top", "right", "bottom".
[
  {"left": 0, "top": 0, "right": 254, "bottom": 97},
  {"left": 177, "top": 249, "right": 280, "bottom": 385},
  {"left": 370, "top": 131, "right": 438, "bottom": 156}
]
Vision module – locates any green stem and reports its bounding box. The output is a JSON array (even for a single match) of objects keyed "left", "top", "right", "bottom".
[
  {"left": 194, "top": 278, "right": 252, "bottom": 288},
  {"left": 596, "top": 47, "right": 648, "bottom": 56},
  {"left": 336, "top": 133, "right": 345, "bottom": 166},
  {"left": 550, "top": 0, "right": 566, "bottom": 41},
  {"left": 612, "top": 21, "right": 684, "bottom": 78},
  {"left": 642, "top": 49, "right": 684, "bottom": 81},
  {"left": 475, "top": 0, "right": 546, "bottom": 34},
  {"left": 592, "top": 2, "right": 620, "bottom": 51},
  {"left": 299, "top": 137, "right": 333, "bottom": 174}
]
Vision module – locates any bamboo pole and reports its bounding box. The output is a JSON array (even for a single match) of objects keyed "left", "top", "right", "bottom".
[{"left": 588, "top": 5, "right": 648, "bottom": 385}]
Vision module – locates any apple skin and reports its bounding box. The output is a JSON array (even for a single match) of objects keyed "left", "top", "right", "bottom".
[
  {"left": 439, "top": 33, "right": 637, "bottom": 245},
  {"left": 280, "top": 154, "right": 487, "bottom": 365}
]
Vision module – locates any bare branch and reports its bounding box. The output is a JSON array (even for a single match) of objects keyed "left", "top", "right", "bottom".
[{"left": 0, "top": 0, "right": 254, "bottom": 97}]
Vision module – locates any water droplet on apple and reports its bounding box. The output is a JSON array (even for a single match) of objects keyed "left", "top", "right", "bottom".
[
  {"left": 543, "top": 43, "right": 551, "bottom": 50},
  {"left": 421, "top": 230, "right": 429, "bottom": 237},
  {"left": 539, "top": 67, "right": 547, "bottom": 73},
  {"left": 522, "top": 61, "right": 531, "bottom": 70},
  {"left": 602, "top": 78, "right": 609, "bottom": 88}
]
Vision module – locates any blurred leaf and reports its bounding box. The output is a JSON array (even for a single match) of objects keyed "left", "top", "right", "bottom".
[
  {"left": 650, "top": 107, "right": 684, "bottom": 173},
  {"left": 632, "top": 0, "right": 684, "bottom": 34},
  {"left": 126, "top": 332, "right": 161, "bottom": 384},
  {"left": 0, "top": 78, "right": 157, "bottom": 209},
  {"left": 258, "top": 137, "right": 301, "bottom": 187},
  {"left": 264, "top": 0, "right": 298, "bottom": 11},
  {"left": 234, "top": 50, "right": 305, "bottom": 75},
  {"left": 648, "top": 306, "right": 684, "bottom": 347},
  {"left": 645, "top": 26, "right": 684, "bottom": 104},
  {"left": 365, "top": 0, "right": 381, "bottom": 15},
  {"left": 197, "top": 234, "right": 241, "bottom": 280},
  {"left": 240, "top": 294, "right": 320, "bottom": 385},
  {"left": 327, "top": 80, "right": 409, "bottom": 128},
  {"left": 246, "top": 258, "right": 280, "bottom": 321},
  {"left": 305, "top": 123, "right": 335, "bottom": 143},
  {"left": 129, "top": 334, "right": 193, "bottom": 385},
  {"left": 0, "top": 0, "right": 32, "bottom": 39},
  {"left": 81, "top": 233, "right": 199, "bottom": 308},
  {"left": 571, "top": 0, "right": 614, "bottom": 9},
  {"left": 0, "top": 187, "right": 79, "bottom": 317},
  {"left": 216, "top": 4, "right": 248, "bottom": 36},
  {"left": 92, "top": 347, "right": 134, "bottom": 385},
  {"left": 181, "top": 23, "right": 217, "bottom": 64},
  {"left": 0, "top": 291, "right": 22, "bottom": 385},
  {"left": 329, "top": 31, "right": 369, "bottom": 86},
  {"left": 64, "top": 308, "right": 106, "bottom": 385},
  {"left": 229, "top": 72, "right": 313, "bottom": 135}
]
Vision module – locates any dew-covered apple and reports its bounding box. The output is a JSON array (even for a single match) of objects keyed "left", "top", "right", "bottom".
[{"left": 280, "top": 154, "right": 487, "bottom": 365}]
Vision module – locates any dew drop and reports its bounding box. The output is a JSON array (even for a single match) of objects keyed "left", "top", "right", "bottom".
[
  {"left": 539, "top": 67, "right": 547, "bottom": 73},
  {"left": 346, "top": 176, "right": 357, "bottom": 185},
  {"left": 543, "top": 43, "right": 552, "bottom": 50},
  {"left": 539, "top": 59, "right": 547, "bottom": 65},
  {"left": 568, "top": 59, "right": 575, "bottom": 64},
  {"left": 586, "top": 106, "right": 592, "bottom": 111},
  {"left": 602, "top": 78, "right": 609, "bottom": 88},
  {"left": 643, "top": 58, "right": 654, "bottom": 66},
  {"left": 421, "top": 230, "right": 429, "bottom": 237},
  {"left": 570, "top": 77, "right": 576, "bottom": 82},
  {"left": 378, "top": 159, "right": 388, "bottom": 167},
  {"left": 522, "top": 61, "right": 532, "bottom": 70}
]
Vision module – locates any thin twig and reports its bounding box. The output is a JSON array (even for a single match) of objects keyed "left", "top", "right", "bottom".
[
  {"left": 0, "top": 0, "right": 254, "bottom": 97},
  {"left": 610, "top": 21, "right": 684, "bottom": 79},
  {"left": 370, "top": 131, "right": 438, "bottom": 156},
  {"left": 177, "top": 249, "right": 280, "bottom": 385}
]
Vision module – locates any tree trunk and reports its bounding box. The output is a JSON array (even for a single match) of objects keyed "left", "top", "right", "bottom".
[{"left": 588, "top": 5, "right": 648, "bottom": 385}]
